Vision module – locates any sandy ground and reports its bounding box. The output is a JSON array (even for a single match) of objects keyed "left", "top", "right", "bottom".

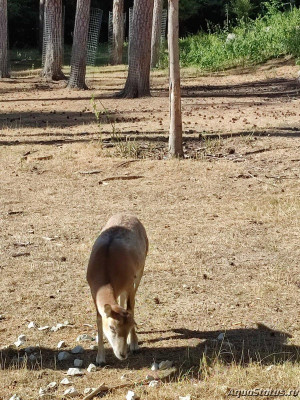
[{"left": 0, "top": 59, "right": 299, "bottom": 399}]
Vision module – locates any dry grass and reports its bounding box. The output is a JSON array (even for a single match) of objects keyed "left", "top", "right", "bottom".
[{"left": 0, "top": 61, "right": 300, "bottom": 399}]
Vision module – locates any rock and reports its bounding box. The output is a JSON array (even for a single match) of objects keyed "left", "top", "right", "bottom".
[
  {"left": 71, "top": 345, "right": 84, "bottom": 354},
  {"left": 67, "top": 368, "right": 84, "bottom": 376},
  {"left": 14, "top": 335, "right": 26, "bottom": 347},
  {"left": 28, "top": 321, "right": 36, "bottom": 329},
  {"left": 60, "top": 378, "right": 72, "bottom": 386},
  {"left": 57, "top": 340, "right": 66, "bottom": 349},
  {"left": 146, "top": 375, "right": 155, "bottom": 381},
  {"left": 47, "top": 382, "right": 57, "bottom": 391},
  {"left": 151, "top": 362, "right": 159, "bottom": 371},
  {"left": 76, "top": 334, "right": 94, "bottom": 342},
  {"left": 217, "top": 333, "right": 225, "bottom": 341},
  {"left": 25, "top": 346, "right": 36, "bottom": 353},
  {"left": 0, "top": 314, "right": 5, "bottom": 320},
  {"left": 39, "top": 388, "right": 47, "bottom": 396},
  {"left": 87, "top": 363, "right": 97, "bottom": 372},
  {"left": 148, "top": 380, "right": 159, "bottom": 387},
  {"left": 158, "top": 360, "right": 173, "bottom": 370},
  {"left": 63, "top": 387, "right": 79, "bottom": 397},
  {"left": 29, "top": 354, "right": 37, "bottom": 361},
  {"left": 73, "top": 359, "right": 83, "bottom": 367},
  {"left": 90, "top": 344, "right": 98, "bottom": 350},
  {"left": 179, "top": 396, "right": 191, "bottom": 400},
  {"left": 58, "top": 351, "right": 71, "bottom": 361},
  {"left": 84, "top": 388, "right": 96, "bottom": 395},
  {"left": 126, "top": 390, "right": 138, "bottom": 400},
  {"left": 9, "top": 395, "right": 22, "bottom": 400},
  {"left": 38, "top": 326, "right": 50, "bottom": 331}
]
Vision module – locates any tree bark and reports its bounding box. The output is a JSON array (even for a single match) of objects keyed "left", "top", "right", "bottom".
[
  {"left": 110, "top": 0, "right": 124, "bottom": 65},
  {"left": 0, "top": 0, "right": 10, "bottom": 79},
  {"left": 151, "top": 0, "right": 163, "bottom": 68},
  {"left": 68, "top": 0, "right": 91, "bottom": 89},
  {"left": 39, "top": 0, "right": 45, "bottom": 53},
  {"left": 118, "top": 0, "right": 154, "bottom": 98},
  {"left": 42, "top": 0, "right": 66, "bottom": 81},
  {"left": 168, "top": 0, "right": 183, "bottom": 157}
]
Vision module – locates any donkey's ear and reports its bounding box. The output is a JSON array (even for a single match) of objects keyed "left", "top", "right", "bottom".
[{"left": 104, "top": 304, "right": 112, "bottom": 317}]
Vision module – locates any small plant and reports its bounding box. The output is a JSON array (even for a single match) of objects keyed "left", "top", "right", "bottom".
[{"left": 91, "top": 96, "right": 140, "bottom": 158}]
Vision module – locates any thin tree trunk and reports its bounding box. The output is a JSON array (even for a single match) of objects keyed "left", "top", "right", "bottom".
[
  {"left": 151, "top": 0, "right": 163, "bottom": 68},
  {"left": 42, "top": 0, "right": 66, "bottom": 81},
  {"left": 0, "top": 0, "right": 10, "bottom": 79},
  {"left": 68, "top": 0, "right": 91, "bottom": 89},
  {"left": 111, "top": 0, "right": 124, "bottom": 65},
  {"left": 168, "top": 0, "right": 183, "bottom": 157},
  {"left": 39, "top": 0, "right": 45, "bottom": 53},
  {"left": 118, "top": 0, "right": 154, "bottom": 98}
]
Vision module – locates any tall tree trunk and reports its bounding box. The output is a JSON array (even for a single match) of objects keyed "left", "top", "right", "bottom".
[
  {"left": 0, "top": 0, "right": 10, "bottom": 79},
  {"left": 168, "top": 0, "right": 183, "bottom": 157},
  {"left": 42, "top": 0, "right": 66, "bottom": 81},
  {"left": 151, "top": 0, "right": 163, "bottom": 68},
  {"left": 118, "top": 0, "right": 154, "bottom": 98},
  {"left": 68, "top": 0, "right": 91, "bottom": 89},
  {"left": 39, "top": 0, "right": 45, "bottom": 53},
  {"left": 110, "top": 0, "right": 124, "bottom": 65}
]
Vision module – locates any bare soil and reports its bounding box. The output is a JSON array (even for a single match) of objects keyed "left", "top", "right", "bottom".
[{"left": 0, "top": 59, "right": 299, "bottom": 399}]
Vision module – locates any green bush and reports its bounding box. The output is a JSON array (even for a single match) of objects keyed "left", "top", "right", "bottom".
[{"left": 179, "top": 6, "right": 300, "bottom": 71}]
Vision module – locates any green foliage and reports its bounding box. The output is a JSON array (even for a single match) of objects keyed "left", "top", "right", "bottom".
[
  {"left": 179, "top": 5, "right": 300, "bottom": 71},
  {"left": 231, "top": 0, "right": 253, "bottom": 21}
]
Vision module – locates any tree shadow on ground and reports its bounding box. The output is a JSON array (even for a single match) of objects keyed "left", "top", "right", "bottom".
[
  {"left": 1, "top": 324, "right": 298, "bottom": 375},
  {"left": 153, "top": 77, "right": 300, "bottom": 99},
  {"left": 1, "top": 127, "right": 300, "bottom": 148}
]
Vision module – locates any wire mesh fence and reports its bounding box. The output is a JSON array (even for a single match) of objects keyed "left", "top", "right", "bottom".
[
  {"left": 42, "top": 6, "right": 65, "bottom": 67},
  {"left": 87, "top": 8, "right": 103, "bottom": 66}
]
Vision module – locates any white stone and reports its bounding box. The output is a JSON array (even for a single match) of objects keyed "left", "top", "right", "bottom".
[
  {"left": 60, "top": 378, "right": 72, "bottom": 386},
  {"left": 90, "top": 344, "right": 98, "bottom": 350},
  {"left": 38, "top": 326, "right": 50, "bottom": 331},
  {"left": 0, "top": 314, "right": 4, "bottom": 320},
  {"left": 84, "top": 388, "right": 96, "bottom": 395},
  {"left": 217, "top": 333, "right": 225, "bottom": 341},
  {"left": 76, "top": 334, "right": 94, "bottom": 342},
  {"left": 158, "top": 360, "right": 173, "bottom": 370},
  {"left": 126, "top": 390, "right": 138, "bottom": 400},
  {"left": 148, "top": 380, "right": 159, "bottom": 387},
  {"left": 28, "top": 321, "right": 36, "bottom": 329},
  {"left": 151, "top": 362, "right": 159, "bottom": 371},
  {"left": 71, "top": 345, "right": 84, "bottom": 354},
  {"left": 74, "top": 359, "right": 83, "bottom": 367},
  {"left": 57, "top": 340, "right": 66, "bottom": 349},
  {"left": 87, "top": 363, "right": 97, "bottom": 372},
  {"left": 39, "top": 388, "right": 47, "bottom": 396},
  {"left": 179, "top": 396, "right": 191, "bottom": 400},
  {"left": 9, "top": 395, "right": 22, "bottom": 400},
  {"left": 58, "top": 351, "right": 71, "bottom": 361},
  {"left": 14, "top": 335, "right": 26, "bottom": 347},
  {"left": 67, "top": 368, "right": 84, "bottom": 376},
  {"left": 63, "top": 387, "right": 79, "bottom": 397},
  {"left": 47, "top": 382, "right": 57, "bottom": 391}
]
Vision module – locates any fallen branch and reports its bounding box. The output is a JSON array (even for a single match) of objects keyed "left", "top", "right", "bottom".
[
  {"left": 82, "top": 368, "right": 177, "bottom": 400},
  {"left": 99, "top": 175, "right": 144, "bottom": 184},
  {"left": 116, "top": 160, "right": 140, "bottom": 168},
  {"left": 78, "top": 170, "right": 103, "bottom": 175}
]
